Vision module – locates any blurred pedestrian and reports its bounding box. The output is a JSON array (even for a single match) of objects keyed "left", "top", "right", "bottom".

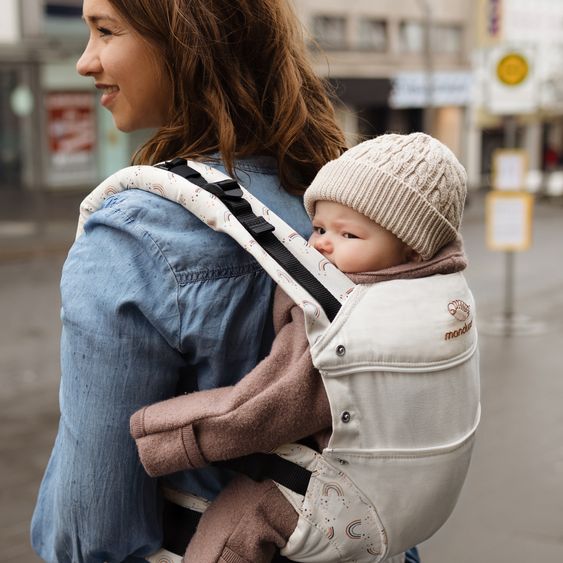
[{"left": 543, "top": 144, "right": 559, "bottom": 171}]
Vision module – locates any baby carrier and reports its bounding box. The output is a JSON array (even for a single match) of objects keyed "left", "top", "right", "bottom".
[{"left": 77, "top": 159, "right": 480, "bottom": 563}]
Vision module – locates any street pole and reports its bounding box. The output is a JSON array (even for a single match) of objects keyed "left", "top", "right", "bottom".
[
  {"left": 502, "top": 115, "right": 517, "bottom": 337},
  {"left": 418, "top": 0, "right": 434, "bottom": 134},
  {"left": 29, "top": 56, "right": 47, "bottom": 238}
]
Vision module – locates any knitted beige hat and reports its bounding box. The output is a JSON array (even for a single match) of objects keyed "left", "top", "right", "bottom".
[{"left": 304, "top": 133, "right": 467, "bottom": 260}]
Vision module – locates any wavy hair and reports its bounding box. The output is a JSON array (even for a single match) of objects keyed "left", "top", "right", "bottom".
[{"left": 107, "top": 0, "right": 346, "bottom": 194}]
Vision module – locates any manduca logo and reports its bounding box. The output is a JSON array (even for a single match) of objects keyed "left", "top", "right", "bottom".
[
  {"left": 448, "top": 299, "right": 470, "bottom": 321},
  {"left": 444, "top": 299, "right": 473, "bottom": 341}
]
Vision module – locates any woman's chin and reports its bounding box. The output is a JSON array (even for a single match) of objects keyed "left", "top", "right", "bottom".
[
  {"left": 111, "top": 116, "right": 134, "bottom": 133},
  {"left": 112, "top": 114, "right": 162, "bottom": 133}
]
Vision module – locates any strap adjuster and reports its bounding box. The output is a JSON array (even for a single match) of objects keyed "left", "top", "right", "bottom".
[
  {"left": 156, "top": 158, "right": 206, "bottom": 185},
  {"left": 243, "top": 215, "right": 276, "bottom": 235},
  {"left": 204, "top": 180, "right": 244, "bottom": 200},
  {"left": 204, "top": 180, "right": 275, "bottom": 237}
]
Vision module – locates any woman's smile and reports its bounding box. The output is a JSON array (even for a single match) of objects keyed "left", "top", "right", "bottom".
[{"left": 96, "top": 83, "right": 119, "bottom": 108}]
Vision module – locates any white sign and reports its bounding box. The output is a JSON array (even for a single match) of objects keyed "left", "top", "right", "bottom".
[
  {"left": 492, "top": 149, "right": 527, "bottom": 191},
  {"left": 390, "top": 71, "right": 474, "bottom": 109},
  {"left": 486, "top": 45, "right": 538, "bottom": 114},
  {"left": 0, "top": 0, "right": 19, "bottom": 43},
  {"left": 486, "top": 192, "right": 533, "bottom": 251}
]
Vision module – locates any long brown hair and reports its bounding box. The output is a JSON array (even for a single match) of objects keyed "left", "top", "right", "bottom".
[{"left": 107, "top": 0, "right": 346, "bottom": 194}]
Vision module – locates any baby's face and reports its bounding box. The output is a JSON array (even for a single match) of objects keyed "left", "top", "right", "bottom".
[{"left": 309, "top": 201, "right": 410, "bottom": 273}]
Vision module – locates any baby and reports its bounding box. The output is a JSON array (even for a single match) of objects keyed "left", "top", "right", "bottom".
[{"left": 130, "top": 132, "right": 468, "bottom": 563}]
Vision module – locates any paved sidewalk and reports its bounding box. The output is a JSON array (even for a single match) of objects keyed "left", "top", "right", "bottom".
[{"left": 0, "top": 190, "right": 87, "bottom": 262}]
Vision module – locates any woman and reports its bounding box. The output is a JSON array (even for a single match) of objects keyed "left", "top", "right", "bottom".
[{"left": 31, "top": 0, "right": 346, "bottom": 561}]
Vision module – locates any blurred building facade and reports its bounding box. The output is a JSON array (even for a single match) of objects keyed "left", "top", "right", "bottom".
[
  {"left": 293, "top": 0, "right": 475, "bottom": 179},
  {"left": 3, "top": 1, "right": 563, "bottom": 194},
  {"left": 0, "top": 0, "right": 138, "bottom": 194},
  {"left": 2, "top": 0, "right": 478, "bottom": 193}
]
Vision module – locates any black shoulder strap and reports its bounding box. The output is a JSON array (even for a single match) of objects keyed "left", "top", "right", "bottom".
[{"left": 156, "top": 158, "right": 341, "bottom": 322}]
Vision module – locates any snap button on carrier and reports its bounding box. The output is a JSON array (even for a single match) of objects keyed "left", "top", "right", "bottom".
[
  {"left": 335, "top": 344, "right": 346, "bottom": 356},
  {"left": 341, "top": 411, "right": 351, "bottom": 423}
]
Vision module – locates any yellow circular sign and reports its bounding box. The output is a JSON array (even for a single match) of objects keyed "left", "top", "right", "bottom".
[{"left": 497, "top": 52, "right": 529, "bottom": 86}]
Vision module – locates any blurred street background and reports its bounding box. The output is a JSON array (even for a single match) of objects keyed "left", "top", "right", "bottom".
[{"left": 2, "top": 1, "right": 563, "bottom": 562}]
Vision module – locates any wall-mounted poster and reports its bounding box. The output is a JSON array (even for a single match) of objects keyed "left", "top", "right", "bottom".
[{"left": 45, "top": 91, "right": 97, "bottom": 186}]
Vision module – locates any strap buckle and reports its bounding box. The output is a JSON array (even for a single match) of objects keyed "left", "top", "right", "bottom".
[
  {"left": 205, "top": 180, "right": 275, "bottom": 238},
  {"left": 155, "top": 158, "right": 206, "bottom": 185},
  {"left": 204, "top": 179, "right": 244, "bottom": 200}
]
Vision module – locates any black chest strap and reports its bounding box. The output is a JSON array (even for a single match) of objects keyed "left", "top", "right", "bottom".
[{"left": 216, "top": 453, "right": 312, "bottom": 497}]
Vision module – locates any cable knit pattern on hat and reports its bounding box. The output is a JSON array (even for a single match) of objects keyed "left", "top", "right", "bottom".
[{"left": 304, "top": 133, "right": 467, "bottom": 260}]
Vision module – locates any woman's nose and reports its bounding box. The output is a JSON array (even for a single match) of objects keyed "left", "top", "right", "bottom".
[{"left": 76, "top": 40, "right": 101, "bottom": 76}]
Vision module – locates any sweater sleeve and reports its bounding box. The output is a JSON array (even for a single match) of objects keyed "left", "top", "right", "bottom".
[{"left": 130, "top": 289, "right": 331, "bottom": 477}]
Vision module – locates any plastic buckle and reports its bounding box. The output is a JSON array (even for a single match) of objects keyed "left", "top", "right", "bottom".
[
  {"left": 204, "top": 180, "right": 243, "bottom": 200},
  {"left": 243, "top": 216, "right": 275, "bottom": 236},
  {"left": 156, "top": 158, "right": 203, "bottom": 183},
  {"left": 156, "top": 157, "right": 186, "bottom": 170},
  {"left": 204, "top": 181, "right": 274, "bottom": 237}
]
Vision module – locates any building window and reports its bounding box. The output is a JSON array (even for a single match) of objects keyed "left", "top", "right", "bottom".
[
  {"left": 432, "top": 25, "right": 463, "bottom": 55},
  {"left": 312, "top": 15, "right": 348, "bottom": 50},
  {"left": 399, "top": 21, "right": 425, "bottom": 53},
  {"left": 357, "top": 19, "right": 387, "bottom": 52},
  {"left": 45, "top": 1, "right": 82, "bottom": 18},
  {"left": 401, "top": 21, "right": 464, "bottom": 56}
]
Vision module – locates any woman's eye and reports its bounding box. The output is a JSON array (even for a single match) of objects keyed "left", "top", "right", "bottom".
[
  {"left": 97, "top": 26, "right": 113, "bottom": 37},
  {"left": 343, "top": 232, "right": 358, "bottom": 239}
]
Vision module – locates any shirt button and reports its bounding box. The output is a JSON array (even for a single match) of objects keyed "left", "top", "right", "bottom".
[{"left": 336, "top": 345, "right": 346, "bottom": 356}]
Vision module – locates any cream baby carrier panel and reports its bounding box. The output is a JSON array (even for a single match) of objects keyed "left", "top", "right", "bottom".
[
  {"left": 77, "top": 161, "right": 480, "bottom": 563},
  {"left": 278, "top": 273, "right": 479, "bottom": 562}
]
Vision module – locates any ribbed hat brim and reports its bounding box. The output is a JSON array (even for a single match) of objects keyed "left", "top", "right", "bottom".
[{"left": 304, "top": 157, "right": 459, "bottom": 260}]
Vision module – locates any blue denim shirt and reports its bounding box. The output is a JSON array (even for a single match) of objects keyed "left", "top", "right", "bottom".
[{"left": 31, "top": 157, "right": 312, "bottom": 562}]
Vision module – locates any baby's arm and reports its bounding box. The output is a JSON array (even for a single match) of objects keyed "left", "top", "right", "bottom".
[
  {"left": 130, "top": 288, "right": 331, "bottom": 477},
  {"left": 184, "top": 474, "right": 298, "bottom": 563}
]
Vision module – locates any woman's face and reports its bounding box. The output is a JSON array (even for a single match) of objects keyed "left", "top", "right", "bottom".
[{"left": 77, "top": 0, "right": 171, "bottom": 132}]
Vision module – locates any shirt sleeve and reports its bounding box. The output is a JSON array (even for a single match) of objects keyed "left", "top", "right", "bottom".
[{"left": 130, "top": 289, "right": 332, "bottom": 477}]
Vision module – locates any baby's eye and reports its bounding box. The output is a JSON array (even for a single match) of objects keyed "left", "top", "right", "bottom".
[
  {"left": 342, "top": 232, "right": 359, "bottom": 239},
  {"left": 313, "top": 226, "right": 326, "bottom": 235}
]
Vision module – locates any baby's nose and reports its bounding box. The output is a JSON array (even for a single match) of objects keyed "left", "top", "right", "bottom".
[{"left": 313, "top": 235, "right": 332, "bottom": 253}]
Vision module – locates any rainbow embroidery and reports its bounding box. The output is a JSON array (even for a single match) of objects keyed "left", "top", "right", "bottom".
[
  {"left": 346, "top": 519, "right": 363, "bottom": 539},
  {"left": 322, "top": 482, "right": 344, "bottom": 497}
]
